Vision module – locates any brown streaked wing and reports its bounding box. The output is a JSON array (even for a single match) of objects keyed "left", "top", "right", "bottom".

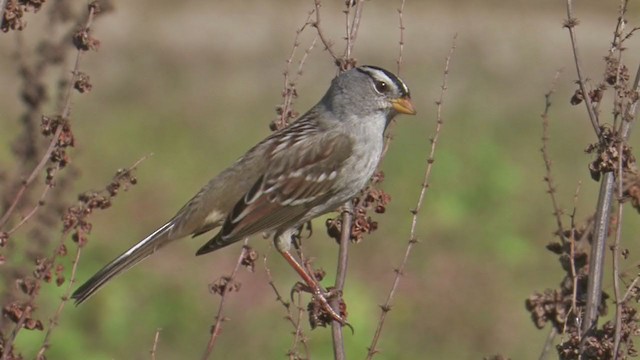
[{"left": 216, "top": 131, "right": 353, "bottom": 244}]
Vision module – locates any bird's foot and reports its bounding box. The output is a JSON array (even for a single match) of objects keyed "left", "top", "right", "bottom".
[
  {"left": 291, "top": 282, "right": 351, "bottom": 330},
  {"left": 279, "top": 249, "right": 351, "bottom": 330}
]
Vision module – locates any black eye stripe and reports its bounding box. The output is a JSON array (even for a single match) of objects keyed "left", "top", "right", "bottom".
[{"left": 356, "top": 65, "right": 410, "bottom": 97}]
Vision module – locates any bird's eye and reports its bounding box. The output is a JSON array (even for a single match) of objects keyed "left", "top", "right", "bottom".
[{"left": 374, "top": 80, "right": 389, "bottom": 94}]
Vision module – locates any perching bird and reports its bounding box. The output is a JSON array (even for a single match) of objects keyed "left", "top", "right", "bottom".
[{"left": 72, "top": 65, "right": 415, "bottom": 323}]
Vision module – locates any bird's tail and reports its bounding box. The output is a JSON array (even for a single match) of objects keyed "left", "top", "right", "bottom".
[{"left": 71, "top": 222, "right": 175, "bottom": 305}]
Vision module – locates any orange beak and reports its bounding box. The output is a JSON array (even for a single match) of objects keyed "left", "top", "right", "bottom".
[{"left": 391, "top": 97, "right": 417, "bottom": 115}]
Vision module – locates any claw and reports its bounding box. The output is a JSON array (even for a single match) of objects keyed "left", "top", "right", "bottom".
[
  {"left": 278, "top": 247, "right": 352, "bottom": 330},
  {"left": 307, "top": 291, "right": 349, "bottom": 329},
  {"left": 290, "top": 281, "right": 312, "bottom": 302}
]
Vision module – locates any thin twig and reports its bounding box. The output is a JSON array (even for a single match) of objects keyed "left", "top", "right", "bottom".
[
  {"left": 621, "top": 276, "right": 640, "bottom": 303},
  {"left": 312, "top": 0, "right": 339, "bottom": 62},
  {"left": 569, "top": 183, "right": 583, "bottom": 334},
  {"left": 36, "top": 246, "right": 83, "bottom": 358},
  {"left": 344, "top": 0, "right": 353, "bottom": 61},
  {"left": 607, "top": 0, "right": 628, "bottom": 127},
  {"left": 612, "top": 58, "right": 640, "bottom": 359},
  {"left": 366, "top": 34, "right": 456, "bottom": 360},
  {"left": 150, "top": 328, "right": 162, "bottom": 360},
  {"left": 568, "top": 0, "right": 638, "bottom": 339},
  {"left": 331, "top": 203, "right": 352, "bottom": 360},
  {"left": 34, "top": 154, "right": 150, "bottom": 359},
  {"left": 582, "top": 166, "right": 615, "bottom": 336},
  {"left": 0, "top": 126, "right": 63, "bottom": 229},
  {"left": 0, "top": 6, "right": 99, "bottom": 359},
  {"left": 263, "top": 249, "right": 310, "bottom": 359},
  {"left": 612, "top": 141, "right": 625, "bottom": 359},
  {"left": 6, "top": 167, "right": 58, "bottom": 235},
  {"left": 582, "top": 59, "right": 640, "bottom": 343},
  {"left": 611, "top": 4, "right": 630, "bottom": 351},
  {"left": 537, "top": 71, "right": 565, "bottom": 359},
  {"left": 396, "top": 0, "right": 406, "bottom": 75},
  {"left": 277, "top": 9, "right": 317, "bottom": 129},
  {"left": 345, "top": 0, "right": 366, "bottom": 59},
  {"left": 0, "top": 3, "right": 97, "bottom": 231},
  {"left": 564, "top": 0, "right": 601, "bottom": 136},
  {"left": 538, "top": 326, "right": 558, "bottom": 360},
  {"left": 201, "top": 240, "right": 249, "bottom": 360},
  {"left": 540, "top": 70, "right": 567, "bottom": 245},
  {"left": 4, "top": 226, "right": 69, "bottom": 359}
]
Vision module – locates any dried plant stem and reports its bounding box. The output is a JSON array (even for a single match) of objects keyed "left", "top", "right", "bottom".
[
  {"left": 582, "top": 62, "right": 639, "bottom": 342},
  {"left": 331, "top": 203, "right": 352, "bottom": 360},
  {"left": 0, "top": 4, "right": 97, "bottom": 231},
  {"left": 621, "top": 276, "right": 640, "bottom": 303},
  {"left": 612, "top": 61, "right": 640, "bottom": 359},
  {"left": 0, "top": 126, "right": 63, "bottom": 229},
  {"left": 539, "top": 327, "right": 558, "bottom": 360},
  {"left": 3, "top": 228, "right": 68, "bottom": 360},
  {"left": 201, "top": 240, "right": 248, "bottom": 360},
  {"left": 35, "top": 245, "right": 83, "bottom": 358},
  {"left": 6, "top": 167, "right": 57, "bottom": 235},
  {"left": 611, "top": 9, "right": 630, "bottom": 346},
  {"left": 612, "top": 155, "right": 625, "bottom": 358},
  {"left": 583, "top": 175, "right": 615, "bottom": 335},
  {"left": 564, "top": 0, "right": 638, "bottom": 339},
  {"left": 150, "top": 328, "right": 161, "bottom": 360},
  {"left": 344, "top": 0, "right": 365, "bottom": 59},
  {"left": 396, "top": 0, "right": 406, "bottom": 75},
  {"left": 564, "top": 0, "right": 601, "bottom": 136},
  {"left": 263, "top": 251, "right": 310, "bottom": 359},
  {"left": 344, "top": 1, "right": 353, "bottom": 61},
  {"left": 537, "top": 72, "right": 565, "bottom": 359},
  {"left": 0, "top": 6, "right": 99, "bottom": 359},
  {"left": 569, "top": 186, "right": 583, "bottom": 330},
  {"left": 366, "top": 34, "right": 456, "bottom": 360},
  {"left": 34, "top": 155, "right": 149, "bottom": 359},
  {"left": 312, "top": 0, "right": 339, "bottom": 62},
  {"left": 540, "top": 71, "right": 567, "bottom": 244},
  {"left": 277, "top": 9, "right": 317, "bottom": 129}
]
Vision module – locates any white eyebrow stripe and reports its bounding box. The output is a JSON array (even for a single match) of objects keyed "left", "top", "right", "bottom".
[{"left": 358, "top": 66, "right": 410, "bottom": 96}]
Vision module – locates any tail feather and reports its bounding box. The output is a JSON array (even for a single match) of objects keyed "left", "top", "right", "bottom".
[
  {"left": 195, "top": 232, "right": 233, "bottom": 256},
  {"left": 71, "top": 222, "right": 174, "bottom": 305}
]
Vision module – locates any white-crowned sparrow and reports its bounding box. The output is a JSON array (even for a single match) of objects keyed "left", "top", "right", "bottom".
[{"left": 72, "top": 65, "right": 415, "bottom": 323}]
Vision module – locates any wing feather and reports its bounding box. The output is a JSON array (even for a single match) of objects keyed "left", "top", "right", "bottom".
[{"left": 196, "top": 127, "right": 352, "bottom": 255}]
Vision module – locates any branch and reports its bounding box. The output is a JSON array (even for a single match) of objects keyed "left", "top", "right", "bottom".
[
  {"left": 330, "top": 203, "right": 352, "bottom": 360},
  {"left": 366, "top": 34, "right": 456, "bottom": 360},
  {"left": 344, "top": 0, "right": 366, "bottom": 60},
  {"left": 395, "top": 0, "right": 406, "bottom": 75},
  {"left": 540, "top": 70, "right": 567, "bottom": 245},
  {"left": 0, "top": 2, "right": 99, "bottom": 231},
  {"left": 581, "top": 34, "right": 640, "bottom": 344},
  {"left": 275, "top": 8, "right": 317, "bottom": 130},
  {"left": 37, "top": 154, "right": 149, "bottom": 359},
  {"left": 150, "top": 328, "right": 162, "bottom": 360},
  {"left": 564, "top": 0, "right": 601, "bottom": 136},
  {"left": 264, "top": 251, "right": 310, "bottom": 359},
  {"left": 312, "top": 0, "right": 340, "bottom": 62},
  {"left": 201, "top": 240, "right": 248, "bottom": 360},
  {"left": 537, "top": 71, "right": 564, "bottom": 360},
  {"left": 612, "top": 59, "right": 640, "bottom": 358},
  {"left": 1, "top": 5, "right": 102, "bottom": 358}
]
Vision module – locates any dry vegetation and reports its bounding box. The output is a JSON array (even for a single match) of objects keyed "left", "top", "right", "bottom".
[{"left": 1, "top": 0, "right": 640, "bottom": 359}]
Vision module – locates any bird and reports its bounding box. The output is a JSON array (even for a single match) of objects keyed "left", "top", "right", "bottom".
[{"left": 71, "top": 65, "right": 415, "bottom": 324}]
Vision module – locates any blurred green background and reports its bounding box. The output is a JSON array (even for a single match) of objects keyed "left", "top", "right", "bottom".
[{"left": 2, "top": 0, "right": 640, "bottom": 359}]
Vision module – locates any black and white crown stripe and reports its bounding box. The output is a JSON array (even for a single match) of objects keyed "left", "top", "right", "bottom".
[{"left": 356, "top": 65, "right": 411, "bottom": 97}]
